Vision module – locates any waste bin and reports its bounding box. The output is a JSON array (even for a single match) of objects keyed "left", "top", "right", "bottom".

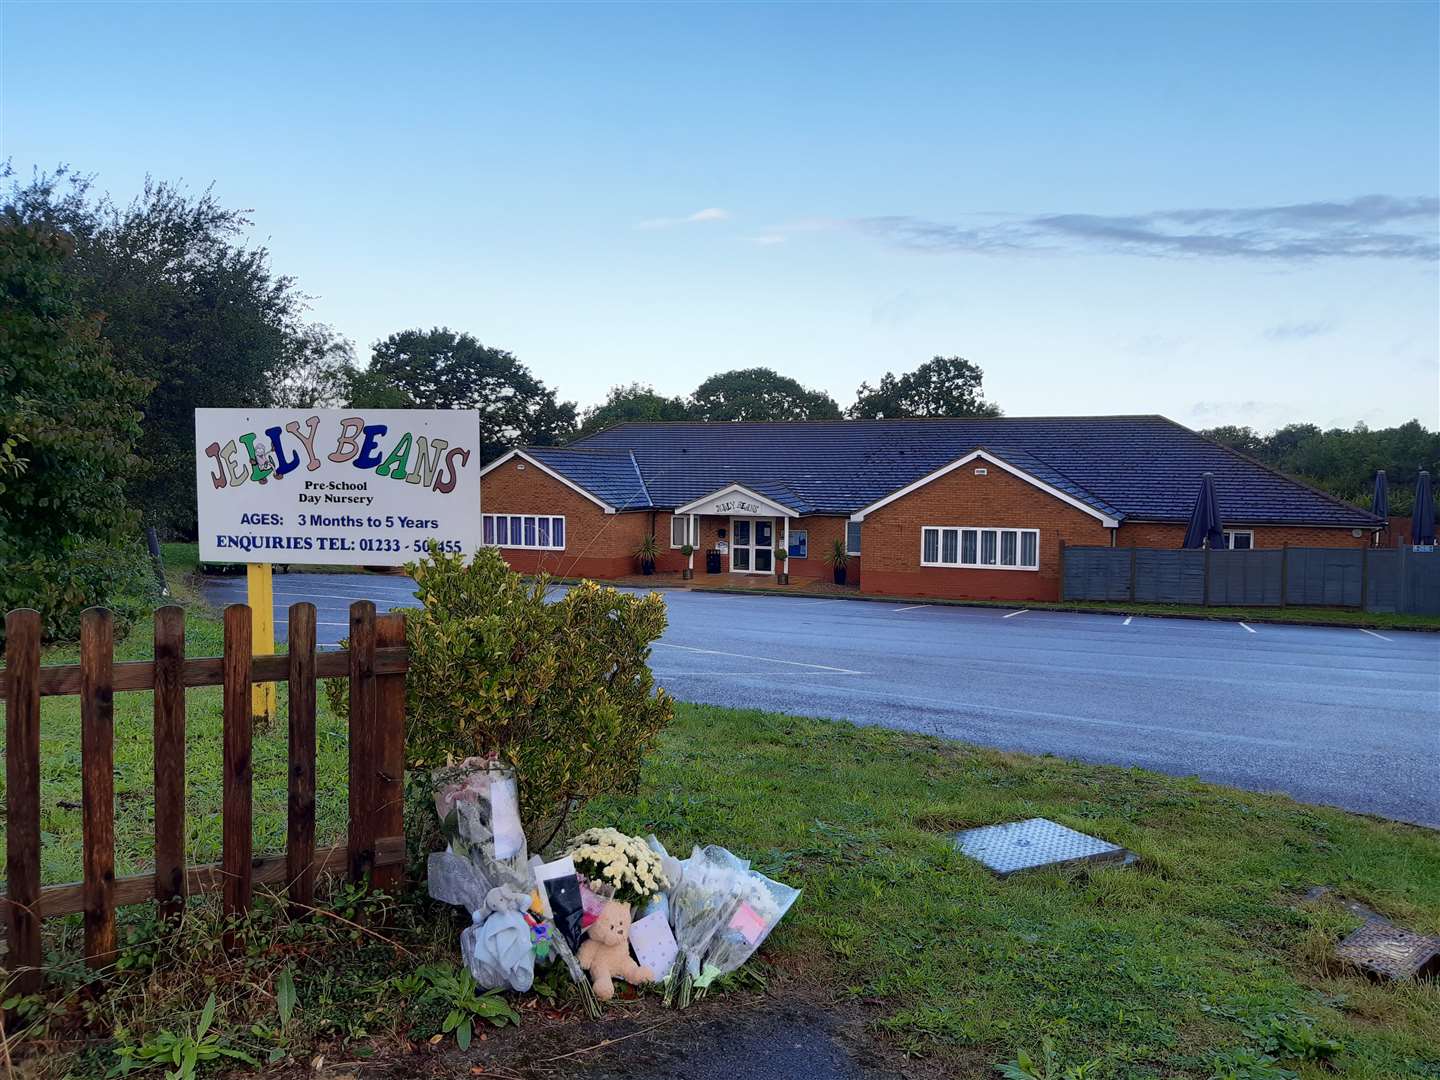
[{"left": 705, "top": 549, "right": 722, "bottom": 574}]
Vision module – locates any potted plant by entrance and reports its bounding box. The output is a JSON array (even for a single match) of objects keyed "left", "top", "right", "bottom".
[
  {"left": 825, "top": 538, "right": 849, "bottom": 586},
  {"left": 680, "top": 543, "right": 695, "bottom": 580},
  {"left": 635, "top": 534, "right": 660, "bottom": 575},
  {"left": 774, "top": 546, "right": 789, "bottom": 585}
]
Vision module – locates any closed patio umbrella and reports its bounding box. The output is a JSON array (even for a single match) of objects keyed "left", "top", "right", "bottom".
[
  {"left": 1183, "top": 471, "right": 1226, "bottom": 550},
  {"left": 1371, "top": 470, "right": 1388, "bottom": 546},
  {"left": 1413, "top": 470, "right": 1435, "bottom": 546}
]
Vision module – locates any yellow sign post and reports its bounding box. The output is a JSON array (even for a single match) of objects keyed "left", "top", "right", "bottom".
[{"left": 247, "top": 562, "right": 276, "bottom": 723}]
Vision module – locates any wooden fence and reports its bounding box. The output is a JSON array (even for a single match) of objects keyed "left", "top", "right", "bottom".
[{"left": 1, "top": 600, "right": 408, "bottom": 993}]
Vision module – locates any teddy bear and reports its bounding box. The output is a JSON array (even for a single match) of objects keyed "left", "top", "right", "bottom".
[{"left": 576, "top": 899, "right": 655, "bottom": 1000}]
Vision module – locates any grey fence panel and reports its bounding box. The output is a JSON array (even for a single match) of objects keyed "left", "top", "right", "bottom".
[
  {"left": 1208, "top": 549, "right": 1284, "bottom": 606},
  {"left": 1399, "top": 548, "right": 1440, "bottom": 615},
  {"left": 1134, "top": 549, "right": 1206, "bottom": 604},
  {"left": 1364, "top": 549, "right": 1400, "bottom": 613},
  {"left": 1286, "top": 548, "right": 1363, "bottom": 608},
  {"left": 1060, "top": 545, "right": 1437, "bottom": 613},
  {"left": 1062, "top": 547, "right": 1131, "bottom": 602}
]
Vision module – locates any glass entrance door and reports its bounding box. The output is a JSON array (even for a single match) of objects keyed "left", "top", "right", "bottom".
[
  {"left": 732, "top": 519, "right": 751, "bottom": 571},
  {"left": 729, "top": 517, "right": 774, "bottom": 573},
  {"left": 754, "top": 520, "right": 774, "bottom": 572}
]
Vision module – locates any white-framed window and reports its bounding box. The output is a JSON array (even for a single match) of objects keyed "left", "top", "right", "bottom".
[
  {"left": 846, "top": 521, "right": 862, "bottom": 555},
  {"left": 1223, "top": 529, "right": 1254, "bottom": 550},
  {"left": 788, "top": 530, "right": 808, "bottom": 559},
  {"left": 483, "top": 513, "right": 565, "bottom": 550},
  {"left": 921, "top": 526, "right": 1039, "bottom": 570},
  {"left": 670, "top": 515, "right": 695, "bottom": 548}
]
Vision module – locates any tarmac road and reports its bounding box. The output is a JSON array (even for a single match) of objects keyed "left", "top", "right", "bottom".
[{"left": 203, "top": 572, "right": 1440, "bottom": 828}]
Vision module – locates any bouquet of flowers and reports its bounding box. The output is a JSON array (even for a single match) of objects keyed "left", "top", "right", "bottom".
[
  {"left": 564, "top": 827, "right": 670, "bottom": 907},
  {"left": 693, "top": 867, "right": 800, "bottom": 995},
  {"left": 663, "top": 845, "right": 749, "bottom": 1005}
]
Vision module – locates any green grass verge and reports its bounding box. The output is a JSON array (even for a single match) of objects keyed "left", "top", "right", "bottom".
[
  {"left": 693, "top": 585, "right": 1440, "bottom": 631},
  {"left": 1, "top": 543, "right": 352, "bottom": 887},
  {"left": 580, "top": 704, "right": 1440, "bottom": 1078}
]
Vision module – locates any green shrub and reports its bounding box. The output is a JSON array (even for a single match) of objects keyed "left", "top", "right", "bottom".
[
  {"left": 0, "top": 217, "right": 149, "bottom": 640},
  {"left": 341, "top": 548, "right": 674, "bottom": 847}
]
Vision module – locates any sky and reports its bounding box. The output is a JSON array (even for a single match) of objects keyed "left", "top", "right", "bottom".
[{"left": 4, "top": 1, "right": 1438, "bottom": 431}]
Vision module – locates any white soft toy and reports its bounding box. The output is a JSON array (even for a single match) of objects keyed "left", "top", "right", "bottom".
[{"left": 461, "top": 886, "right": 535, "bottom": 992}]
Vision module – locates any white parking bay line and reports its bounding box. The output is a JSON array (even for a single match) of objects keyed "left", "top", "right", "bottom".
[
  {"left": 1002, "top": 609, "right": 1029, "bottom": 619},
  {"left": 1239, "top": 622, "right": 1257, "bottom": 634},
  {"left": 1123, "top": 616, "right": 1133, "bottom": 626},
  {"left": 1359, "top": 628, "right": 1393, "bottom": 642},
  {"left": 893, "top": 604, "right": 928, "bottom": 612},
  {"left": 654, "top": 642, "right": 866, "bottom": 675}
]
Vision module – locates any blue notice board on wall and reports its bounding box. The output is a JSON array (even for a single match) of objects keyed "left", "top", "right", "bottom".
[{"left": 788, "top": 530, "right": 808, "bottom": 559}]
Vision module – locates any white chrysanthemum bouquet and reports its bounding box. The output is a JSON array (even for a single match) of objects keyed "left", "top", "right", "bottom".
[{"left": 564, "top": 827, "right": 669, "bottom": 907}]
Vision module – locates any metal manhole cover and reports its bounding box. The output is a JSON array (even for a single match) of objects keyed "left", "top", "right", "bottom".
[
  {"left": 1335, "top": 921, "right": 1440, "bottom": 981},
  {"left": 955, "top": 817, "right": 1132, "bottom": 877}
]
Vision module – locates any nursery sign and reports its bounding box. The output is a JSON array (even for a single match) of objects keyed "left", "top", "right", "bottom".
[{"left": 195, "top": 408, "right": 482, "bottom": 565}]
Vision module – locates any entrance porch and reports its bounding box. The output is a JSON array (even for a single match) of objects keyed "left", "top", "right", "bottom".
[{"left": 670, "top": 484, "right": 801, "bottom": 579}]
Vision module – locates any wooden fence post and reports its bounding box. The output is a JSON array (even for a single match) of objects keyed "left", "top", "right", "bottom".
[
  {"left": 81, "top": 608, "right": 117, "bottom": 968},
  {"left": 287, "top": 603, "right": 318, "bottom": 913},
  {"left": 1203, "top": 546, "right": 1212, "bottom": 606},
  {"left": 373, "top": 612, "right": 406, "bottom": 890},
  {"left": 1128, "top": 544, "right": 1138, "bottom": 602},
  {"left": 153, "top": 606, "right": 186, "bottom": 920},
  {"left": 222, "top": 604, "right": 253, "bottom": 949},
  {"left": 5, "top": 609, "right": 43, "bottom": 993},
  {"left": 348, "top": 601, "right": 378, "bottom": 885}
]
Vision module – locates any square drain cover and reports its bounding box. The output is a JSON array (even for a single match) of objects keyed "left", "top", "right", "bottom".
[
  {"left": 955, "top": 817, "right": 1131, "bottom": 877},
  {"left": 1335, "top": 921, "right": 1440, "bottom": 981}
]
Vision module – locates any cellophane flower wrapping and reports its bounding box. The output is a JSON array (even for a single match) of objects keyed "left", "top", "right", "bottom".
[
  {"left": 430, "top": 758, "right": 530, "bottom": 893},
  {"left": 693, "top": 869, "right": 801, "bottom": 991},
  {"left": 667, "top": 845, "right": 753, "bottom": 981},
  {"left": 427, "top": 760, "right": 600, "bottom": 1014}
]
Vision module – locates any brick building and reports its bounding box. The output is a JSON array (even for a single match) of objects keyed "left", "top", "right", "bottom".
[{"left": 478, "top": 416, "right": 1382, "bottom": 602}]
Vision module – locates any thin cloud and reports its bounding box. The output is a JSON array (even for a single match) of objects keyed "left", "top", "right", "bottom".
[
  {"left": 637, "top": 207, "right": 731, "bottom": 230},
  {"left": 853, "top": 196, "right": 1439, "bottom": 261},
  {"left": 1264, "top": 319, "right": 1335, "bottom": 342}
]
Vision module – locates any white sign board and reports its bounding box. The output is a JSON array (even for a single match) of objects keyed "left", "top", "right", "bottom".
[{"left": 195, "top": 408, "right": 481, "bottom": 565}]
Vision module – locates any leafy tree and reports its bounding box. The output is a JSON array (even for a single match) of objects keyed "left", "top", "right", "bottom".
[
  {"left": 346, "top": 365, "right": 417, "bottom": 410},
  {"left": 270, "top": 323, "right": 358, "bottom": 409},
  {"left": 689, "top": 367, "right": 842, "bottom": 421},
  {"left": 577, "top": 382, "right": 691, "bottom": 436},
  {"left": 849, "top": 355, "right": 1001, "bottom": 419},
  {"left": 363, "top": 327, "right": 576, "bottom": 460},
  {"left": 1199, "top": 424, "right": 1265, "bottom": 456},
  {"left": 0, "top": 217, "right": 150, "bottom": 639},
  {"left": 1202, "top": 419, "right": 1440, "bottom": 516},
  {"left": 4, "top": 166, "right": 309, "bottom": 535}
]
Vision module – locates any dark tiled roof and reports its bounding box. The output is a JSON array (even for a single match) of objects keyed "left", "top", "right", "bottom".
[
  {"left": 524, "top": 448, "right": 653, "bottom": 510},
  {"left": 529, "top": 417, "right": 1377, "bottom": 527}
]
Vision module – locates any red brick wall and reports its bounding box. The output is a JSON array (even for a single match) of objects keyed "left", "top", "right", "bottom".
[
  {"left": 1116, "top": 522, "right": 1371, "bottom": 549},
  {"left": 859, "top": 464, "right": 1112, "bottom": 601},
  {"left": 787, "top": 516, "right": 859, "bottom": 585},
  {"left": 481, "top": 458, "right": 647, "bottom": 578}
]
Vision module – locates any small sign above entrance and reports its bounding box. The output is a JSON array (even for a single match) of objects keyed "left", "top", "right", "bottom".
[
  {"left": 674, "top": 483, "right": 799, "bottom": 520},
  {"left": 714, "top": 498, "right": 761, "bottom": 515}
]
